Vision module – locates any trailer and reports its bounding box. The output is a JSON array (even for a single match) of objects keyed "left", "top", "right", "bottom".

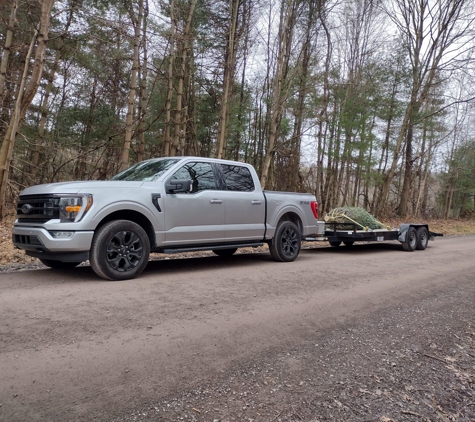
[{"left": 305, "top": 222, "right": 443, "bottom": 251}]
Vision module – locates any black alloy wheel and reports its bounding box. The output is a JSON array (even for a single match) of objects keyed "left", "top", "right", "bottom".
[
  {"left": 90, "top": 220, "right": 150, "bottom": 280},
  {"left": 269, "top": 220, "right": 301, "bottom": 262}
]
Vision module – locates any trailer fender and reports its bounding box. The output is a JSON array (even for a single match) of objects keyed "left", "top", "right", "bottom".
[
  {"left": 398, "top": 224, "right": 410, "bottom": 243},
  {"left": 398, "top": 223, "right": 428, "bottom": 243}
]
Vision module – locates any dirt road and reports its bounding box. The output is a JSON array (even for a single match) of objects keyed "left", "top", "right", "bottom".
[{"left": 1, "top": 236, "right": 474, "bottom": 422}]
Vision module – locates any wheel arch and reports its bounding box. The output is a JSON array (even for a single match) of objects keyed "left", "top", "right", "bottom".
[
  {"left": 95, "top": 210, "right": 156, "bottom": 248},
  {"left": 276, "top": 211, "right": 303, "bottom": 236}
]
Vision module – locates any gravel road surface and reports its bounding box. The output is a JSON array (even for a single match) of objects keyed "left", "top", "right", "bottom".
[{"left": 1, "top": 236, "right": 474, "bottom": 422}]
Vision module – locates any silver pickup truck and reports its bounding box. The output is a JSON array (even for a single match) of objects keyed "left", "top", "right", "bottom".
[{"left": 12, "top": 157, "right": 325, "bottom": 280}]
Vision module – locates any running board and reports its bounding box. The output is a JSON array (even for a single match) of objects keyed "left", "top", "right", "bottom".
[{"left": 160, "top": 242, "right": 264, "bottom": 255}]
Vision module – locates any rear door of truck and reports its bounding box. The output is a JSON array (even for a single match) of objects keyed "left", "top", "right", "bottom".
[{"left": 216, "top": 163, "right": 266, "bottom": 241}]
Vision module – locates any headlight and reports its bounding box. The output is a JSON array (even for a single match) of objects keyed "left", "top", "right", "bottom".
[{"left": 59, "top": 195, "right": 93, "bottom": 222}]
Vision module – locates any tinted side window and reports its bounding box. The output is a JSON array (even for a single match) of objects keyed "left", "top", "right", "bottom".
[
  {"left": 220, "top": 164, "right": 255, "bottom": 192},
  {"left": 171, "top": 162, "right": 217, "bottom": 193}
]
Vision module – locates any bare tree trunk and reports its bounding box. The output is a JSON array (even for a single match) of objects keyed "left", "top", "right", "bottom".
[
  {"left": 137, "top": 0, "right": 149, "bottom": 163},
  {"left": 260, "top": 0, "right": 298, "bottom": 189},
  {"left": 286, "top": 1, "right": 316, "bottom": 192},
  {"left": 120, "top": 0, "right": 144, "bottom": 171},
  {"left": 163, "top": 0, "right": 176, "bottom": 156},
  {"left": 171, "top": 0, "right": 197, "bottom": 157},
  {"left": 30, "top": 2, "right": 76, "bottom": 181},
  {"left": 184, "top": 46, "right": 199, "bottom": 156},
  {"left": 0, "top": 0, "right": 18, "bottom": 101},
  {"left": 372, "top": 80, "right": 397, "bottom": 214},
  {"left": 414, "top": 111, "right": 429, "bottom": 216},
  {"left": 0, "top": 0, "right": 55, "bottom": 218},
  {"left": 316, "top": 2, "right": 332, "bottom": 210},
  {"left": 29, "top": 49, "right": 60, "bottom": 181},
  {"left": 376, "top": 104, "right": 413, "bottom": 216},
  {"left": 398, "top": 121, "right": 414, "bottom": 216},
  {"left": 216, "top": 0, "right": 240, "bottom": 159},
  {"left": 381, "top": 0, "right": 472, "bottom": 217}
]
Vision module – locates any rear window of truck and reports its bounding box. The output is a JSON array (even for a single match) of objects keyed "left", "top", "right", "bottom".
[{"left": 220, "top": 164, "right": 255, "bottom": 192}]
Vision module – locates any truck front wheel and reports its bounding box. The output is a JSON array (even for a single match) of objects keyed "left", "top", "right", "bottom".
[
  {"left": 269, "top": 221, "right": 301, "bottom": 262},
  {"left": 90, "top": 220, "right": 150, "bottom": 281}
]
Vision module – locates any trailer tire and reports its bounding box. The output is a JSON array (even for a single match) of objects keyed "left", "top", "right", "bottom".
[
  {"left": 329, "top": 241, "right": 341, "bottom": 247},
  {"left": 90, "top": 220, "right": 150, "bottom": 281},
  {"left": 343, "top": 241, "right": 354, "bottom": 246},
  {"left": 402, "top": 226, "right": 417, "bottom": 252},
  {"left": 416, "top": 226, "right": 429, "bottom": 250},
  {"left": 269, "top": 221, "right": 301, "bottom": 262},
  {"left": 213, "top": 248, "right": 238, "bottom": 257}
]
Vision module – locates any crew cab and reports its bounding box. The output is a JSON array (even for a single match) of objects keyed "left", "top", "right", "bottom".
[{"left": 13, "top": 157, "right": 325, "bottom": 280}]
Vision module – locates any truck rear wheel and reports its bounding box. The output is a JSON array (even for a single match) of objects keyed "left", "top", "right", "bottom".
[
  {"left": 329, "top": 241, "right": 341, "bottom": 247},
  {"left": 402, "top": 226, "right": 417, "bottom": 252},
  {"left": 416, "top": 226, "right": 429, "bottom": 250},
  {"left": 90, "top": 220, "right": 150, "bottom": 281},
  {"left": 269, "top": 221, "right": 301, "bottom": 262},
  {"left": 39, "top": 259, "right": 81, "bottom": 269}
]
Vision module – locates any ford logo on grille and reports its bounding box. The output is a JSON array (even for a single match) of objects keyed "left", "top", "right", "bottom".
[{"left": 21, "top": 204, "right": 33, "bottom": 214}]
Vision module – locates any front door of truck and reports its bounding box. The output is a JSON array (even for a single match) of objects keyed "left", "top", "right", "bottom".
[{"left": 163, "top": 161, "right": 225, "bottom": 245}]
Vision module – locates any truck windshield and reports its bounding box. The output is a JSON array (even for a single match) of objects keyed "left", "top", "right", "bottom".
[{"left": 110, "top": 158, "right": 180, "bottom": 181}]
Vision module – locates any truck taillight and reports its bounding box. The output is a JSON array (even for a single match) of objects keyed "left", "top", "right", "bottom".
[{"left": 311, "top": 201, "right": 318, "bottom": 219}]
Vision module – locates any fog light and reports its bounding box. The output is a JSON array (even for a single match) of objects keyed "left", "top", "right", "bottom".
[{"left": 50, "top": 231, "right": 74, "bottom": 238}]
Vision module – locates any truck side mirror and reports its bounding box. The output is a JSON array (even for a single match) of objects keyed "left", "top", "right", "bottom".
[{"left": 166, "top": 179, "right": 193, "bottom": 194}]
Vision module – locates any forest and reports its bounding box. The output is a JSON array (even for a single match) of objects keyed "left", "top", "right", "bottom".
[{"left": 1, "top": 0, "right": 475, "bottom": 220}]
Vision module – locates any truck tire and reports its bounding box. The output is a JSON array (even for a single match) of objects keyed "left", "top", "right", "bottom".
[
  {"left": 329, "top": 241, "right": 341, "bottom": 247},
  {"left": 269, "top": 221, "right": 301, "bottom": 262},
  {"left": 402, "top": 226, "right": 417, "bottom": 252},
  {"left": 90, "top": 220, "right": 150, "bottom": 281},
  {"left": 343, "top": 241, "right": 354, "bottom": 246},
  {"left": 416, "top": 226, "right": 429, "bottom": 250},
  {"left": 39, "top": 259, "right": 81, "bottom": 269},
  {"left": 212, "top": 248, "right": 238, "bottom": 258}
]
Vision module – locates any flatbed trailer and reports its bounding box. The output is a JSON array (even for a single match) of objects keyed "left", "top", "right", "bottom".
[{"left": 305, "top": 222, "right": 443, "bottom": 251}]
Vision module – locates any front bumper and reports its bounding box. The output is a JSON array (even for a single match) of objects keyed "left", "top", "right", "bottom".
[{"left": 12, "top": 225, "right": 94, "bottom": 253}]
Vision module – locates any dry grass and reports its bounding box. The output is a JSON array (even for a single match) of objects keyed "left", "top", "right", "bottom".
[
  {"left": 1, "top": 214, "right": 475, "bottom": 268},
  {"left": 0, "top": 215, "right": 39, "bottom": 266},
  {"left": 384, "top": 217, "right": 475, "bottom": 236}
]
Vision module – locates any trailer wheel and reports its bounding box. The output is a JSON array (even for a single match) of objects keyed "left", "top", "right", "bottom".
[
  {"left": 416, "top": 226, "right": 429, "bottom": 250},
  {"left": 213, "top": 248, "right": 238, "bottom": 257},
  {"left": 269, "top": 221, "right": 301, "bottom": 262},
  {"left": 402, "top": 226, "right": 417, "bottom": 252},
  {"left": 329, "top": 241, "right": 341, "bottom": 247},
  {"left": 90, "top": 220, "right": 150, "bottom": 281},
  {"left": 343, "top": 241, "right": 354, "bottom": 246}
]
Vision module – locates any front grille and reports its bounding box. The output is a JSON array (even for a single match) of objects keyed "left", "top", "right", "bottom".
[
  {"left": 13, "top": 234, "right": 43, "bottom": 246},
  {"left": 16, "top": 194, "right": 60, "bottom": 223}
]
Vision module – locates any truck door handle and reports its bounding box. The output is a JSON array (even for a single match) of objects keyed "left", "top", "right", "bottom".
[
  {"left": 210, "top": 199, "right": 223, "bottom": 204},
  {"left": 252, "top": 200, "right": 262, "bottom": 205}
]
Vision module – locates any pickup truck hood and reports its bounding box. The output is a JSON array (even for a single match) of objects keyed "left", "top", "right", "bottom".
[{"left": 20, "top": 181, "right": 145, "bottom": 196}]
